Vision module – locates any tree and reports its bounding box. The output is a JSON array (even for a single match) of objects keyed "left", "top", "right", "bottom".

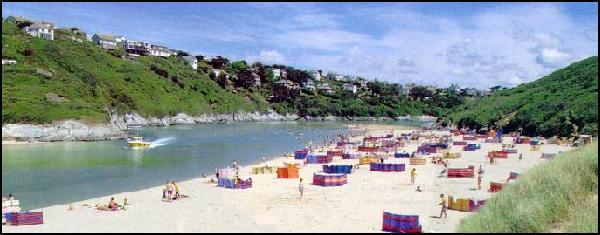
[
  {"left": 490, "top": 85, "right": 503, "bottom": 92},
  {"left": 210, "top": 56, "right": 229, "bottom": 69},
  {"left": 231, "top": 60, "right": 248, "bottom": 72},
  {"left": 234, "top": 69, "right": 255, "bottom": 89},
  {"left": 286, "top": 69, "right": 310, "bottom": 85},
  {"left": 409, "top": 86, "right": 433, "bottom": 100}
]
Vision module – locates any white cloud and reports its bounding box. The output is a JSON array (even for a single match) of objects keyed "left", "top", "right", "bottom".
[
  {"left": 274, "top": 29, "right": 373, "bottom": 51},
  {"left": 245, "top": 50, "right": 287, "bottom": 65}
]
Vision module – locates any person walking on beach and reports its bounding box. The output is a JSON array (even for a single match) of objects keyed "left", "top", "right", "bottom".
[
  {"left": 477, "top": 171, "right": 483, "bottom": 190},
  {"left": 410, "top": 168, "right": 417, "bottom": 185},
  {"left": 299, "top": 178, "right": 304, "bottom": 199},
  {"left": 519, "top": 153, "right": 523, "bottom": 161},
  {"left": 438, "top": 194, "right": 448, "bottom": 219}
]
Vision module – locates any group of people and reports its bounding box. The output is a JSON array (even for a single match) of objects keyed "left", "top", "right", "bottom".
[
  {"left": 162, "top": 180, "right": 180, "bottom": 202},
  {"left": 96, "top": 197, "right": 129, "bottom": 211}
]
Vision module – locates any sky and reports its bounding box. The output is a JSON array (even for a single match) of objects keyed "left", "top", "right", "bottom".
[{"left": 2, "top": 2, "right": 598, "bottom": 89}]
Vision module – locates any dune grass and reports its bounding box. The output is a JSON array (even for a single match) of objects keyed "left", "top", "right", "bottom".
[{"left": 457, "top": 143, "right": 598, "bottom": 233}]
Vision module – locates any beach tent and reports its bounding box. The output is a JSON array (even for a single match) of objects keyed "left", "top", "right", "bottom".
[
  {"left": 394, "top": 151, "right": 410, "bottom": 158},
  {"left": 251, "top": 165, "right": 276, "bottom": 174},
  {"left": 306, "top": 154, "right": 333, "bottom": 164},
  {"left": 382, "top": 212, "right": 422, "bottom": 233},
  {"left": 489, "top": 182, "right": 506, "bottom": 192},
  {"left": 452, "top": 141, "right": 467, "bottom": 146},
  {"left": 277, "top": 164, "right": 299, "bottom": 178},
  {"left": 4, "top": 212, "right": 43, "bottom": 226},
  {"left": 409, "top": 158, "right": 427, "bottom": 165},
  {"left": 370, "top": 163, "right": 405, "bottom": 172},
  {"left": 294, "top": 150, "right": 309, "bottom": 159},
  {"left": 488, "top": 151, "right": 509, "bottom": 159},
  {"left": 322, "top": 165, "right": 353, "bottom": 174},
  {"left": 313, "top": 172, "right": 347, "bottom": 186},
  {"left": 447, "top": 165, "right": 474, "bottom": 178},
  {"left": 327, "top": 150, "right": 343, "bottom": 157}
]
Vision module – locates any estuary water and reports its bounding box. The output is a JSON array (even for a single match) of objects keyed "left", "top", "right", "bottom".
[{"left": 2, "top": 121, "right": 423, "bottom": 210}]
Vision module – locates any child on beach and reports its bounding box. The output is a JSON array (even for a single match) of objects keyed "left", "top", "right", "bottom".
[
  {"left": 299, "top": 178, "right": 304, "bottom": 199},
  {"left": 410, "top": 168, "right": 417, "bottom": 185},
  {"left": 172, "top": 181, "right": 180, "bottom": 200},
  {"left": 438, "top": 194, "right": 448, "bottom": 219}
]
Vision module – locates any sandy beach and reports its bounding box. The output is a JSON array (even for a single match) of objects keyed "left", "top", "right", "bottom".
[{"left": 2, "top": 124, "right": 571, "bottom": 233}]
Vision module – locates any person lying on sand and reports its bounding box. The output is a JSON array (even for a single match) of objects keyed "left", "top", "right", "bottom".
[{"left": 96, "top": 197, "right": 119, "bottom": 211}]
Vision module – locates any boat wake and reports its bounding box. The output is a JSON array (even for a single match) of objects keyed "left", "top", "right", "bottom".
[{"left": 148, "top": 137, "right": 176, "bottom": 148}]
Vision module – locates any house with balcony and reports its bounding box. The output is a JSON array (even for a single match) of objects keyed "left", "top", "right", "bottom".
[
  {"left": 149, "top": 44, "right": 175, "bottom": 57},
  {"left": 123, "top": 40, "right": 150, "bottom": 56},
  {"left": 23, "top": 20, "right": 56, "bottom": 40},
  {"left": 92, "top": 33, "right": 117, "bottom": 50}
]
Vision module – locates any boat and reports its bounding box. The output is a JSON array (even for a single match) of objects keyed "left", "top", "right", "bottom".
[{"left": 128, "top": 136, "right": 150, "bottom": 148}]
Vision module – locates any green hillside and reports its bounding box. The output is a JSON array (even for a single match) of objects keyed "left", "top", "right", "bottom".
[
  {"left": 2, "top": 21, "right": 263, "bottom": 124},
  {"left": 458, "top": 143, "right": 598, "bottom": 233},
  {"left": 446, "top": 56, "right": 598, "bottom": 137}
]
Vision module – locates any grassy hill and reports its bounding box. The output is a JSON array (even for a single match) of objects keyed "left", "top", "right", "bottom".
[
  {"left": 446, "top": 56, "right": 598, "bottom": 137},
  {"left": 2, "top": 21, "right": 264, "bottom": 124},
  {"left": 458, "top": 143, "right": 598, "bottom": 233}
]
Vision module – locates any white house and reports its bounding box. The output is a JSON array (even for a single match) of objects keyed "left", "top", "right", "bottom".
[
  {"left": 342, "top": 83, "right": 358, "bottom": 94},
  {"left": 310, "top": 70, "right": 323, "bottom": 81},
  {"left": 24, "top": 21, "right": 56, "bottom": 40},
  {"left": 318, "top": 83, "right": 334, "bottom": 94},
  {"left": 92, "top": 33, "right": 117, "bottom": 50},
  {"left": 149, "top": 45, "right": 175, "bottom": 57},
  {"left": 2, "top": 59, "right": 17, "bottom": 65},
  {"left": 182, "top": 56, "right": 198, "bottom": 70},
  {"left": 114, "top": 35, "right": 126, "bottom": 43},
  {"left": 275, "top": 79, "right": 300, "bottom": 90},
  {"left": 302, "top": 80, "right": 316, "bottom": 90},
  {"left": 123, "top": 40, "right": 149, "bottom": 55}
]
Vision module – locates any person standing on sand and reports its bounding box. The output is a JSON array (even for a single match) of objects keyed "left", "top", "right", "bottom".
[
  {"left": 438, "top": 194, "right": 448, "bottom": 218},
  {"left": 299, "top": 178, "right": 304, "bottom": 199},
  {"left": 519, "top": 153, "right": 523, "bottom": 161},
  {"left": 410, "top": 168, "right": 417, "bottom": 185},
  {"left": 477, "top": 171, "right": 483, "bottom": 190}
]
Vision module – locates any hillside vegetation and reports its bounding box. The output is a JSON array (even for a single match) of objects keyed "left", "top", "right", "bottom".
[
  {"left": 446, "top": 56, "right": 598, "bottom": 137},
  {"left": 2, "top": 21, "right": 262, "bottom": 124},
  {"left": 458, "top": 143, "right": 598, "bottom": 233}
]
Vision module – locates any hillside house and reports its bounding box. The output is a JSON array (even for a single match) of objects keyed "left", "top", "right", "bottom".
[
  {"left": 274, "top": 79, "right": 300, "bottom": 90},
  {"left": 2, "top": 59, "right": 17, "bottom": 65},
  {"left": 114, "top": 35, "right": 126, "bottom": 43},
  {"left": 342, "top": 83, "right": 358, "bottom": 94},
  {"left": 302, "top": 80, "right": 316, "bottom": 90},
  {"left": 149, "top": 45, "right": 175, "bottom": 57},
  {"left": 182, "top": 56, "right": 198, "bottom": 70},
  {"left": 123, "top": 40, "right": 150, "bottom": 56},
  {"left": 92, "top": 33, "right": 117, "bottom": 49},
  {"left": 318, "top": 83, "right": 334, "bottom": 94},
  {"left": 24, "top": 21, "right": 56, "bottom": 40},
  {"left": 310, "top": 70, "right": 323, "bottom": 81}
]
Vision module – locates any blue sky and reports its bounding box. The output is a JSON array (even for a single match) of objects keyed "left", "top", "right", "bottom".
[{"left": 3, "top": 2, "right": 598, "bottom": 89}]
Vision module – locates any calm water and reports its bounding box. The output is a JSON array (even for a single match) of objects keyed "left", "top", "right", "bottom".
[{"left": 2, "top": 121, "right": 424, "bottom": 211}]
